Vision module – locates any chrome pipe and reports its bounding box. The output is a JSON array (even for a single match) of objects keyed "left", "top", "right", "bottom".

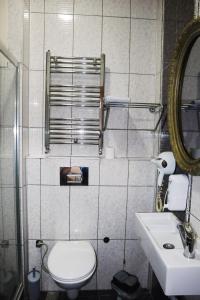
[
  {"left": 50, "top": 126, "right": 99, "bottom": 131},
  {"left": 50, "top": 122, "right": 99, "bottom": 126},
  {"left": 50, "top": 102, "right": 100, "bottom": 107},
  {"left": 50, "top": 94, "right": 100, "bottom": 99},
  {"left": 50, "top": 117, "right": 99, "bottom": 122},
  {"left": 51, "top": 56, "right": 101, "bottom": 61},
  {"left": 50, "top": 130, "right": 100, "bottom": 135},
  {"left": 50, "top": 84, "right": 100, "bottom": 89},
  {"left": 50, "top": 136, "right": 99, "bottom": 140},
  {"left": 45, "top": 50, "right": 51, "bottom": 152},
  {"left": 50, "top": 64, "right": 101, "bottom": 70},
  {"left": 50, "top": 70, "right": 100, "bottom": 75},
  {"left": 50, "top": 89, "right": 100, "bottom": 94},
  {"left": 50, "top": 141, "right": 99, "bottom": 145},
  {"left": 51, "top": 61, "right": 101, "bottom": 66}
]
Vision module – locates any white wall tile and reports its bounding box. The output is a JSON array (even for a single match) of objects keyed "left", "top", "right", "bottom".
[
  {"left": 105, "top": 73, "right": 129, "bottom": 98},
  {"left": 97, "top": 240, "right": 124, "bottom": 289},
  {"left": 131, "top": 0, "right": 157, "bottom": 19},
  {"left": 4, "top": 244, "right": 18, "bottom": 274},
  {"left": 98, "top": 186, "right": 127, "bottom": 239},
  {"left": 100, "top": 159, "right": 128, "bottom": 185},
  {"left": 29, "top": 71, "right": 44, "bottom": 127},
  {"left": 29, "top": 128, "right": 43, "bottom": 156},
  {"left": 0, "top": 158, "right": 15, "bottom": 186},
  {"left": 125, "top": 240, "right": 149, "bottom": 288},
  {"left": 70, "top": 186, "right": 98, "bottom": 239},
  {"left": 104, "top": 130, "right": 127, "bottom": 157},
  {"left": 74, "top": 15, "right": 102, "bottom": 57},
  {"left": 72, "top": 144, "right": 99, "bottom": 157},
  {"left": 71, "top": 157, "right": 99, "bottom": 185},
  {"left": 128, "top": 132, "right": 155, "bottom": 158},
  {"left": 126, "top": 187, "right": 154, "bottom": 239},
  {"left": 30, "top": 13, "right": 44, "bottom": 70},
  {"left": 7, "top": 0, "right": 24, "bottom": 62},
  {"left": 191, "top": 176, "right": 200, "bottom": 220},
  {"left": 74, "top": 0, "right": 102, "bottom": 15},
  {"left": 28, "top": 240, "right": 41, "bottom": 270},
  {"left": 30, "top": 0, "right": 44, "bottom": 12},
  {"left": 47, "top": 144, "right": 72, "bottom": 157},
  {"left": 128, "top": 109, "right": 155, "bottom": 130},
  {"left": 128, "top": 160, "right": 156, "bottom": 186},
  {"left": 41, "top": 186, "right": 69, "bottom": 239},
  {"left": 26, "top": 158, "right": 41, "bottom": 185},
  {"left": 27, "top": 185, "right": 41, "bottom": 239},
  {"left": 23, "top": 11, "right": 30, "bottom": 67},
  {"left": 102, "top": 17, "right": 130, "bottom": 73},
  {"left": 41, "top": 157, "right": 70, "bottom": 185},
  {"left": 130, "top": 19, "right": 156, "bottom": 74},
  {"left": 103, "top": 0, "right": 130, "bottom": 17},
  {"left": 105, "top": 108, "right": 128, "bottom": 130},
  {"left": 2, "top": 188, "right": 16, "bottom": 240},
  {"left": 22, "top": 67, "right": 29, "bottom": 127},
  {"left": 45, "top": 0, "right": 73, "bottom": 14},
  {"left": 129, "top": 74, "right": 156, "bottom": 103},
  {"left": 45, "top": 14, "right": 73, "bottom": 57}
]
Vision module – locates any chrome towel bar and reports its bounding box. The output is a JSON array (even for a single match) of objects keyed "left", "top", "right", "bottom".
[{"left": 45, "top": 50, "right": 105, "bottom": 154}]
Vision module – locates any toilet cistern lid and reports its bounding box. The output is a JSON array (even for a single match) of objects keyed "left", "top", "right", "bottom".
[{"left": 47, "top": 241, "right": 96, "bottom": 281}]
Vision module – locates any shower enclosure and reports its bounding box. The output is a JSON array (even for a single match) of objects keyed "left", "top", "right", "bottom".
[{"left": 0, "top": 45, "right": 23, "bottom": 299}]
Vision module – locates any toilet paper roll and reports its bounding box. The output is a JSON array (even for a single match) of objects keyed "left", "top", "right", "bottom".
[{"left": 105, "top": 147, "right": 115, "bottom": 159}]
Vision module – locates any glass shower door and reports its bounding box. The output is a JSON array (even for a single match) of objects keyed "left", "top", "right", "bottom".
[{"left": 0, "top": 50, "right": 22, "bottom": 299}]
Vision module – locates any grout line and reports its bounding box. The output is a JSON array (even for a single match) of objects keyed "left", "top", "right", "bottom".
[
  {"left": 30, "top": 11, "right": 157, "bottom": 21},
  {"left": 123, "top": 0, "right": 132, "bottom": 270}
]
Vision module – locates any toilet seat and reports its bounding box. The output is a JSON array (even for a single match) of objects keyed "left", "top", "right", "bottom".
[{"left": 47, "top": 241, "right": 96, "bottom": 283}]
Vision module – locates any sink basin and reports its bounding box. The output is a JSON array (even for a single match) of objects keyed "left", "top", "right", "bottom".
[{"left": 135, "top": 212, "right": 200, "bottom": 296}]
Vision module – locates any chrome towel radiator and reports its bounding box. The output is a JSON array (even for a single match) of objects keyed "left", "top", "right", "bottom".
[{"left": 45, "top": 50, "right": 105, "bottom": 154}]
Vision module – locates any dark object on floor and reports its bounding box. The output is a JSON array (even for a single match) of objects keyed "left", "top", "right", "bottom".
[
  {"left": 112, "top": 270, "right": 140, "bottom": 293},
  {"left": 111, "top": 271, "right": 153, "bottom": 300}
]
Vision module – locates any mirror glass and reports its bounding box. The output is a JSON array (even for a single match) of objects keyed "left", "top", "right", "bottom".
[{"left": 181, "top": 36, "right": 200, "bottom": 159}]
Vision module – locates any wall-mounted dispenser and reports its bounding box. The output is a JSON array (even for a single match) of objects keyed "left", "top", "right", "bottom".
[
  {"left": 60, "top": 167, "right": 88, "bottom": 186},
  {"left": 164, "top": 174, "right": 189, "bottom": 211}
]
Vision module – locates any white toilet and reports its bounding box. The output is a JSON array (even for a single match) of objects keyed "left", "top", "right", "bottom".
[{"left": 47, "top": 241, "right": 96, "bottom": 300}]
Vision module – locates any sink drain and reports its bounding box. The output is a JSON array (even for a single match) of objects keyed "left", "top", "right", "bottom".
[{"left": 163, "top": 243, "right": 175, "bottom": 249}]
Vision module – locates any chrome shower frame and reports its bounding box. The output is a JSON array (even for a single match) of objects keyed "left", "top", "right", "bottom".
[{"left": 0, "top": 41, "right": 23, "bottom": 300}]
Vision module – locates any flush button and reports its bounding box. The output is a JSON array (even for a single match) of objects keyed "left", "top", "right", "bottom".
[{"left": 163, "top": 243, "right": 175, "bottom": 249}]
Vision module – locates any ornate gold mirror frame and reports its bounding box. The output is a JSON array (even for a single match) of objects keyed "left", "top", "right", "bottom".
[{"left": 168, "top": 17, "right": 200, "bottom": 175}]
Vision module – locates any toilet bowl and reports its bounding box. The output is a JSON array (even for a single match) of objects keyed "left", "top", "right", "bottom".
[{"left": 47, "top": 241, "right": 96, "bottom": 300}]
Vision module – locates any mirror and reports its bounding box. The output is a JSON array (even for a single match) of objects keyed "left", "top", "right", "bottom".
[{"left": 168, "top": 18, "right": 200, "bottom": 175}]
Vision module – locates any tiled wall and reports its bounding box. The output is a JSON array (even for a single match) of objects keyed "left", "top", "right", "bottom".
[
  {"left": 0, "top": 0, "right": 30, "bottom": 288},
  {"left": 27, "top": 0, "right": 163, "bottom": 291}
]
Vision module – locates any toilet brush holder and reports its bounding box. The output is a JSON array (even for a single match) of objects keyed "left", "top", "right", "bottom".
[{"left": 28, "top": 268, "right": 40, "bottom": 300}]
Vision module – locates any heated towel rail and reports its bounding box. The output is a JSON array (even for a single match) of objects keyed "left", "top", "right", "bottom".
[{"left": 45, "top": 50, "right": 105, "bottom": 154}]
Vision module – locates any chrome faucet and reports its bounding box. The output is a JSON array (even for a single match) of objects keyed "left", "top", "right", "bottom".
[{"left": 177, "top": 222, "right": 196, "bottom": 259}]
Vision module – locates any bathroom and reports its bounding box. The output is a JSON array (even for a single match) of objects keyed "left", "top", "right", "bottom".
[{"left": 0, "top": 0, "right": 200, "bottom": 299}]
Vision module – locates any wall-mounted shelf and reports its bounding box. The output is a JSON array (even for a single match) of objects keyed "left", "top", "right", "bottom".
[
  {"left": 104, "top": 101, "right": 165, "bottom": 132},
  {"left": 45, "top": 50, "right": 105, "bottom": 154}
]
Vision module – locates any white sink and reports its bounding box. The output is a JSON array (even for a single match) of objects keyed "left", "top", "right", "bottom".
[{"left": 135, "top": 212, "right": 200, "bottom": 296}]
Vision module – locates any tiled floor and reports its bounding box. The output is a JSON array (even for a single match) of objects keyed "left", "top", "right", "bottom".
[
  {"left": 41, "top": 290, "right": 116, "bottom": 300},
  {"left": 41, "top": 289, "right": 154, "bottom": 300}
]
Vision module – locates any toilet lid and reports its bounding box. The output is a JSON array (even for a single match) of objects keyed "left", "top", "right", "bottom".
[{"left": 47, "top": 241, "right": 96, "bottom": 281}]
